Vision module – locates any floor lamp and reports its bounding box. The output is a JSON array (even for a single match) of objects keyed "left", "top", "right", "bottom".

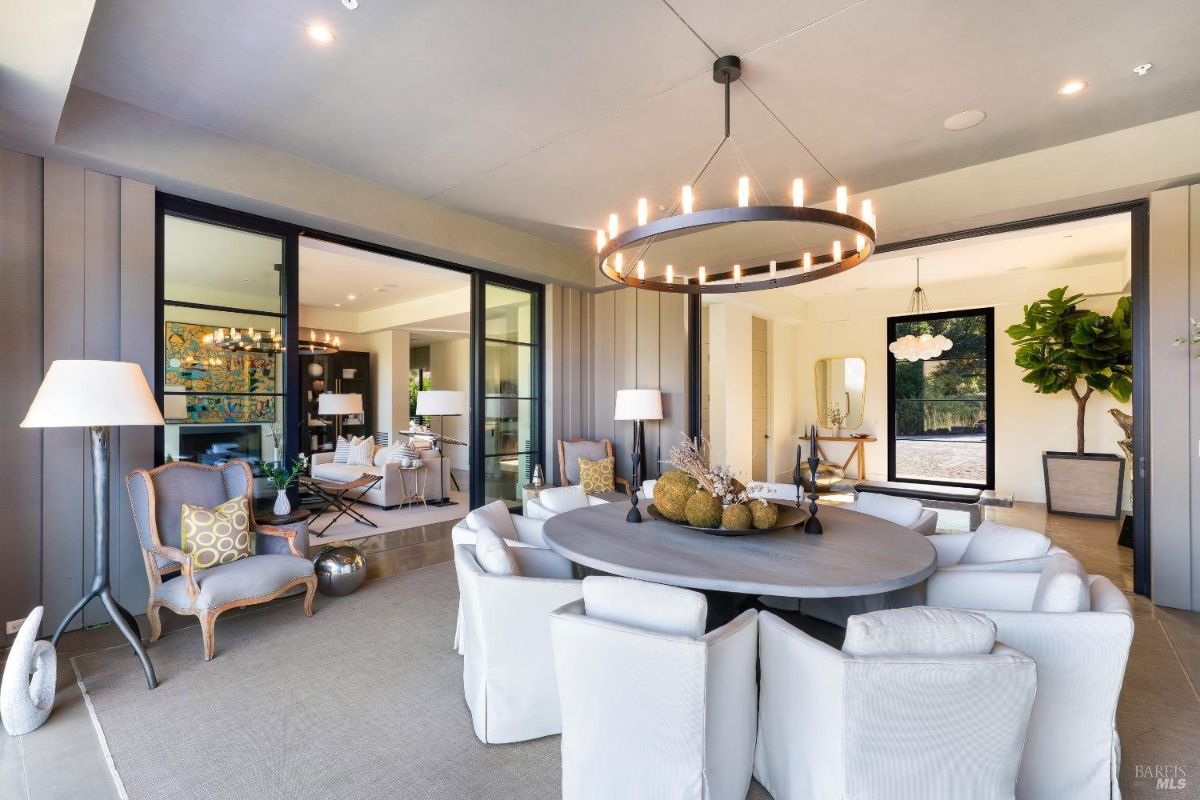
[
  {"left": 21, "top": 360, "right": 165, "bottom": 689},
  {"left": 416, "top": 390, "right": 465, "bottom": 506},
  {"left": 318, "top": 392, "right": 364, "bottom": 443},
  {"left": 615, "top": 389, "right": 663, "bottom": 523}
]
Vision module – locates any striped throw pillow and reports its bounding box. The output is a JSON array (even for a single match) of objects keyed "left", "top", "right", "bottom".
[
  {"left": 391, "top": 443, "right": 422, "bottom": 463},
  {"left": 333, "top": 436, "right": 352, "bottom": 463},
  {"left": 346, "top": 436, "right": 374, "bottom": 467}
]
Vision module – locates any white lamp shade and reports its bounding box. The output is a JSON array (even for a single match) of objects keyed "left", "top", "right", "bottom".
[
  {"left": 21, "top": 360, "right": 164, "bottom": 428},
  {"left": 614, "top": 389, "right": 663, "bottom": 421},
  {"left": 318, "top": 393, "right": 364, "bottom": 415},
  {"left": 417, "top": 390, "right": 466, "bottom": 416}
]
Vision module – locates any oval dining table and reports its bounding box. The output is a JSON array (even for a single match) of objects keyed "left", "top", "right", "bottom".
[{"left": 542, "top": 500, "right": 937, "bottom": 629}]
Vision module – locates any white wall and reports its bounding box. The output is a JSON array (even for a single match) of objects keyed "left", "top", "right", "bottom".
[
  {"left": 706, "top": 258, "right": 1132, "bottom": 505},
  {"left": 429, "top": 337, "right": 471, "bottom": 471}
]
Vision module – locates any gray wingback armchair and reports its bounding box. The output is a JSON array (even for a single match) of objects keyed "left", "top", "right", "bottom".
[{"left": 126, "top": 460, "right": 317, "bottom": 661}]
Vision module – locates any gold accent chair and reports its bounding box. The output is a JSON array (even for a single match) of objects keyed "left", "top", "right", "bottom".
[{"left": 126, "top": 460, "right": 317, "bottom": 661}]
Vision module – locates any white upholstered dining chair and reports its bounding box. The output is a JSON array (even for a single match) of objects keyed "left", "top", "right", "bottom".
[
  {"left": 925, "top": 553, "right": 1133, "bottom": 800},
  {"left": 453, "top": 542, "right": 581, "bottom": 744},
  {"left": 550, "top": 577, "right": 758, "bottom": 800},
  {"left": 524, "top": 484, "right": 610, "bottom": 520},
  {"left": 754, "top": 607, "right": 1037, "bottom": 800},
  {"left": 450, "top": 499, "right": 571, "bottom": 653}
]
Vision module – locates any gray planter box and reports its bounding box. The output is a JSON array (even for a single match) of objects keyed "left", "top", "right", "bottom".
[{"left": 1042, "top": 451, "right": 1125, "bottom": 519}]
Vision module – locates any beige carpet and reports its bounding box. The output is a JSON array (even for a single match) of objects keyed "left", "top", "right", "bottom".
[
  {"left": 306, "top": 491, "right": 467, "bottom": 544},
  {"left": 71, "top": 561, "right": 769, "bottom": 799}
]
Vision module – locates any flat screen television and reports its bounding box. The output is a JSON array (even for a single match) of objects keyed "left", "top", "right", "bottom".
[{"left": 178, "top": 425, "right": 263, "bottom": 472}]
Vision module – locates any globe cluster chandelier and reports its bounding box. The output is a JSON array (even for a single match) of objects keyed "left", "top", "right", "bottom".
[
  {"left": 596, "top": 55, "right": 877, "bottom": 294},
  {"left": 888, "top": 258, "right": 954, "bottom": 362}
]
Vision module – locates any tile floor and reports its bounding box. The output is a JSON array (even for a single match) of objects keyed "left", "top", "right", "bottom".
[{"left": 1, "top": 504, "right": 1196, "bottom": 799}]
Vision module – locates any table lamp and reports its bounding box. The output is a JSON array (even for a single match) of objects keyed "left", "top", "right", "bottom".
[
  {"left": 614, "top": 389, "right": 663, "bottom": 523},
  {"left": 318, "top": 392, "right": 363, "bottom": 442},
  {"left": 416, "top": 390, "right": 466, "bottom": 506},
  {"left": 21, "top": 360, "right": 165, "bottom": 689}
]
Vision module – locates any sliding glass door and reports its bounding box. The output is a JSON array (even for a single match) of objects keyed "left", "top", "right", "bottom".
[{"left": 472, "top": 276, "right": 543, "bottom": 508}]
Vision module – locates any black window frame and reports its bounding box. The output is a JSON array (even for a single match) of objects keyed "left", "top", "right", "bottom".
[{"left": 886, "top": 306, "right": 996, "bottom": 490}]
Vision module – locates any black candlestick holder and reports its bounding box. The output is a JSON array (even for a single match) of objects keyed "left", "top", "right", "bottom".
[
  {"left": 803, "top": 452, "right": 823, "bottom": 535},
  {"left": 627, "top": 422, "right": 643, "bottom": 523}
]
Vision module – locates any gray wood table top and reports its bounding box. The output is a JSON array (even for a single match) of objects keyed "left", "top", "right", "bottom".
[{"left": 542, "top": 501, "right": 937, "bottom": 598}]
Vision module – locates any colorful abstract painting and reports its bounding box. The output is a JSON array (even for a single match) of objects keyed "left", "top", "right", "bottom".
[{"left": 164, "top": 322, "right": 278, "bottom": 423}]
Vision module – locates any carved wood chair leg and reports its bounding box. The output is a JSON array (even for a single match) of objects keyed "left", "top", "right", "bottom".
[
  {"left": 199, "top": 611, "right": 217, "bottom": 661},
  {"left": 303, "top": 576, "right": 317, "bottom": 617},
  {"left": 146, "top": 603, "right": 162, "bottom": 643}
]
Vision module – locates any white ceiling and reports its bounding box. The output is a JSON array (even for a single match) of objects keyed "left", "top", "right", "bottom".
[
  {"left": 74, "top": 0, "right": 1200, "bottom": 252},
  {"left": 299, "top": 236, "right": 468, "bottom": 311}
]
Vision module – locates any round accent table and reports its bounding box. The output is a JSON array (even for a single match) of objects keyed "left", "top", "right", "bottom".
[
  {"left": 255, "top": 508, "right": 312, "bottom": 557},
  {"left": 542, "top": 502, "right": 936, "bottom": 628}
]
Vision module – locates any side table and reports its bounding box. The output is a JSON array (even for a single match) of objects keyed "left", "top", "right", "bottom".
[
  {"left": 398, "top": 463, "right": 429, "bottom": 507},
  {"left": 256, "top": 509, "right": 312, "bottom": 556}
]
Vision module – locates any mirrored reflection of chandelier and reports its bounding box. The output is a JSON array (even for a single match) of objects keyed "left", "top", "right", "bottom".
[
  {"left": 204, "top": 327, "right": 340, "bottom": 354},
  {"left": 888, "top": 258, "right": 953, "bottom": 362},
  {"left": 596, "top": 55, "right": 877, "bottom": 294}
]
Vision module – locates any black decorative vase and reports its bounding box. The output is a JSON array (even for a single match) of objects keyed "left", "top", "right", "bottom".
[{"left": 803, "top": 453, "right": 823, "bottom": 535}]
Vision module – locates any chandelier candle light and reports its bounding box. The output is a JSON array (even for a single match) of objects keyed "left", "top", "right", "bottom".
[{"left": 596, "top": 55, "right": 877, "bottom": 294}]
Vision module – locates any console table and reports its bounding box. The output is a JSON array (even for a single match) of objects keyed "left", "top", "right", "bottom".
[{"left": 817, "top": 435, "right": 875, "bottom": 479}]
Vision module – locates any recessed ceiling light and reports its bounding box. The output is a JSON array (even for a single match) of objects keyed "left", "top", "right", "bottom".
[
  {"left": 347, "top": 294, "right": 356, "bottom": 300},
  {"left": 943, "top": 109, "right": 987, "bottom": 131},
  {"left": 334, "top": 303, "right": 341, "bottom": 307},
  {"left": 1057, "top": 80, "right": 1087, "bottom": 96},
  {"left": 1132, "top": 63, "right": 1152, "bottom": 76},
  {"left": 341, "top": 0, "right": 359, "bottom": 8},
  {"left": 307, "top": 24, "right": 335, "bottom": 44}
]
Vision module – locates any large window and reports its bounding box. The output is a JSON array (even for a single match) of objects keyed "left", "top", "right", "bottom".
[
  {"left": 473, "top": 279, "right": 543, "bottom": 507},
  {"left": 158, "top": 202, "right": 296, "bottom": 507},
  {"left": 888, "top": 308, "right": 994, "bottom": 487}
]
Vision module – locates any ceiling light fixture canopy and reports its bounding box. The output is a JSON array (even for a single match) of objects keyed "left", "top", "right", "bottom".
[
  {"left": 596, "top": 55, "right": 877, "bottom": 294},
  {"left": 888, "top": 258, "right": 953, "bottom": 362}
]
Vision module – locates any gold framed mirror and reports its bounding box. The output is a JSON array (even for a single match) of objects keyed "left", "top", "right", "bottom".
[{"left": 814, "top": 356, "right": 866, "bottom": 431}]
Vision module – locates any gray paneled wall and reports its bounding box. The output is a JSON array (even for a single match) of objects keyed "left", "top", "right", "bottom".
[
  {"left": 546, "top": 285, "right": 690, "bottom": 485},
  {"left": 1, "top": 148, "right": 155, "bottom": 637}
]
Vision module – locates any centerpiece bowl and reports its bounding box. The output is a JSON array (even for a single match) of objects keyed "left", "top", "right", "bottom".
[{"left": 646, "top": 502, "right": 806, "bottom": 537}]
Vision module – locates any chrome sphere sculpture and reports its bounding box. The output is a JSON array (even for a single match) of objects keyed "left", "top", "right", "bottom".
[
  {"left": 313, "top": 545, "right": 367, "bottom": 597},
  {"left": 1, "top": 607, "right": 56, "bottom": 736}
]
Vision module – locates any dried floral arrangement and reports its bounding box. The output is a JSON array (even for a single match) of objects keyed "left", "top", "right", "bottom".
[{"left": 654, "top": 435, "right": 779, "bottom": 530}]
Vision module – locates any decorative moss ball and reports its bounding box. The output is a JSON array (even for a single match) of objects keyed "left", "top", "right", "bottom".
[
  {"left": 654, "top": 471, "right": 699, "bottom": 522},
  {"left": 684, "top": 491, "right": 723, "bottom": 528},
  {"left": 750, "top": 499, "right": 780, "bottom": 529},
  {"left": 721, "top": 503, "right": 753, "bottom": 530}
]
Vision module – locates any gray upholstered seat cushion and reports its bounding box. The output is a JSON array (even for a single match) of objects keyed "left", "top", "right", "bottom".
[
  {"left": 562, "top": 440, "right": 609, "bottom": 484},
  {"left": 155, "top": 555, "right": 314, "bottom": 612}
]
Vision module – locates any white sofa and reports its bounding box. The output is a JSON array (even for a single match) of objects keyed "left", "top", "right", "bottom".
[
  {"left": 454, "top": 543, "right": 580, "bottom": 743},
  {"left": 926, "top": 559, "right": 1134, "bottom": 800},
  {"left": 310, "top": 444, "right": 443, "bottom": 509},
  {"left": 754, "top": 608, "right": 1037, "bottom": 800},
  {"left": 525, "top": 485, "right": 610, "bottom": 520},
  {"left": 550, "top": 578, "right": 759, "bottom": 800},
  {"left": 451, "top": 500, "right": 570, "bottom": 653}
]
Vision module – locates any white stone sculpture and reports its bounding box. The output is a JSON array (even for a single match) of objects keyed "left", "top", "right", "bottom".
[{"left": 1, "top": 607, "right": 56, "bottom": 736}]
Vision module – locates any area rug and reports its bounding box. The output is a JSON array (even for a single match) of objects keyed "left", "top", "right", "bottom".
[
  {"left": 305, "top": 490, "right": 467, "bottom": 544},
  {"left": 72, "top": 561, "right": 770, "bottom": 799}
]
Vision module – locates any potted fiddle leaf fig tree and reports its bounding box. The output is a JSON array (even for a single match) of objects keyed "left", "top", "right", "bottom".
[{"left": 1006, "top": 287, "right": 1132, "bottom": 519}]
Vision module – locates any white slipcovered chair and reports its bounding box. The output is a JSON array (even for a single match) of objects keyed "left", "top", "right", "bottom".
[
  {"left": 926, "top": 553, "right": 1134, "bottom": 800},
  {"left": 844, "top": 491, "right": 938, "bottom": 535},
  {"left": 755, "top": 607, "right": 1038, "bottom": 800},
  {"left": 453, "top": 542, "right": 581, "bottom": 743},
  {"left": 525, "top": 484, "right": 610, "bottom": 520},
  {"left": 927, "top": 520, "right": 1067, "bottom": 571},
  {"left": 550, "top": 577, "right": 758, "bottom": 800},
  {"left": 451, "top": 499, "right": 571, "bottom": 653}
]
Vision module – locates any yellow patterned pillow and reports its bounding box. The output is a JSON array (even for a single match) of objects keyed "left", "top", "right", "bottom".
[
  {"left": 181, "top": 496, "right": 252, "bottom": 570},
  {"left": 577, "top": 456, "right": 615, "bottom": 493}
]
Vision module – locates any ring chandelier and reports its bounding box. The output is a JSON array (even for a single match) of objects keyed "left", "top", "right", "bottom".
[
  {"left": 596, "top": 55, "right": 878, "bottom": 294},
  {"left": 205, "top": 327, "right": 340, "bottom": 355}
]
